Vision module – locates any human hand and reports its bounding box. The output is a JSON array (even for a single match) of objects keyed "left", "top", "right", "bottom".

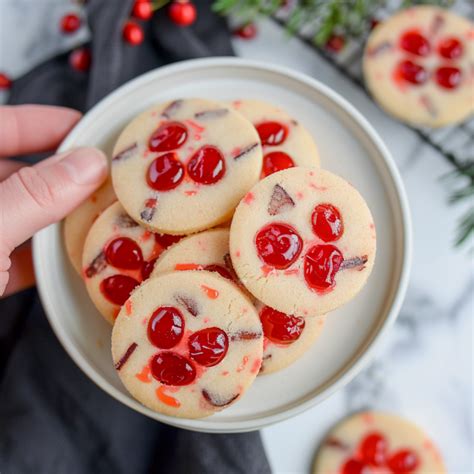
[{"left": 0, "top": 105, "right": 108, "bottom": 298}]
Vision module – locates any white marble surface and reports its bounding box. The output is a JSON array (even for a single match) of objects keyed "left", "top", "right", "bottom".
[{"left": 0, "top": 2, "right": 472, "bottom": 473}]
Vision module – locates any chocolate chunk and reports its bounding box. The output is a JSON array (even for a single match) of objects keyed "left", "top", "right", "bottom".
[
  {"left": 112, "top": 143, "right": 138, "bottom": 162},
  {"left": 140, "top": 198, "right": 157, "bottom": 222},
  {"left": 230, "top": 330, "right": 262, "bottom": 341},
  {"left": 233, "top": 142, "right": 258, "bottom": 160},
  {"left": 340, "top": 255, "right": 368, "bottom": 270},
  {"left": 116, "top": 213, "right": 139, "bottom": 228},
  {"left": 115, "top": 342, "right": 138, "bottom": 370},
  {"left": 267, "top": 184, "right": 295, "bottom": 216},
  {"left": 162, "top": 99, "right": 183, "bottom": 118},
  {"left": 85, "top": 251, "right": 106, "bottom": 278},
  {"left": 202, "top": 389, "right": 239, "bottom": 407},
  {"left": 367, "top": 41, "right": 392, "bottom": 57},
  {"left": 174, "top": 293, "right": 199, "bottom": 317},
  {"left": 194, "top": 109, "right": 229, "bottom": 119}
]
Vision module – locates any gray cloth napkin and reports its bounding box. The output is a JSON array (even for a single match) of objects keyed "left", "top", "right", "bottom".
[{"left": 0, "top": 1, "right": 271, "bottom": 473}]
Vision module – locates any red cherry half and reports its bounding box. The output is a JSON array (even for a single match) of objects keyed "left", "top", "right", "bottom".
[
  {"left": 400, "top": 30, "right": 430, "bottom": 56},
  {"left": 149, "top": 122, "right": 188, "bottom": 152},
  {"left": 141, "top": 258, "right": 157, "bottom": 280},
  {"left": 312, "top": 203, "right": 344, "bottom": 242},
  {"left": 155, "top": 233, "right": 183, "bottom": 250},
  {"left": 147, "top": 152, "right": 184, "bottom": 191},
  {"left": 438, "top": 37, "right": 463, "bottom": 59},
  {"left": 259, "top": 306, "right": 305, "bottom": 345},
  {"left": 187, "top": 146, "right": 226, "bottom": 185},
  {"left": 148, "top": 306, "right": 184, "bottom": 349},
  {"left": 396, "top": 60, "right": 428, "bottom": 85},
  {"left": 435, "top": 66, "right": 462, "bottom": 89},
  {"left": 341, "top": 458, "right": 371, "bottom": 474},
  {"left": 304, "top": 244, "right": 343, "bottom": 291},
  {"left": 262, "top": 151, "right": 295, "bottom": 177},
  {"left": 150, "top": 352, "right": 196, "bottom": 385},
  {"left": 358, "top": 432, "right": 387, "bottom": 466},
  {"left": 387, "top": 449, "right": 420, "bottom": 473},
  {"left": 255, "top": 223, "right": 303, "bottom": 270},
  {"left": 188, "top": 327, "right": 229, "bottom": 367},
  {"left": 105, "top": 237, "right": 143, "bottom": 270},
  {"left": 100, "top": 275, "right": 139, "bottom": 306},
  {"left": 255, "top": 121, "right": 288, "bottom": 146}
]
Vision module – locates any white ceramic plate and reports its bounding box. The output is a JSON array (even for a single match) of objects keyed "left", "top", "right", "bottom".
[{"left": 33, "top": 58, "right": 412, "bottom": 433}]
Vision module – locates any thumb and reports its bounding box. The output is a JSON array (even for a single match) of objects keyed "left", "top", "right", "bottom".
[{"left": 0, "top": 147, "right": 108, "bottom": 252}]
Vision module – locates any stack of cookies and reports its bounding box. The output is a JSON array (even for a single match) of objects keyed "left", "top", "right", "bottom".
[{"left": 64, "top": 98, "right": 376, "bottom": 419}]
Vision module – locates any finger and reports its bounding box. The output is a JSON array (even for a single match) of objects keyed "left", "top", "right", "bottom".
[
  {"left": 2, "top": 243, "right": 34, "bottom": 298},
  {"left": 0, "top": 105, "right": 82, "bottom": 158},
  {"left": 0, "top": 147, "right": 108, "bottom": 252},
  {"left": 0, "top": 160, "right": 24, "bottom": 180}
]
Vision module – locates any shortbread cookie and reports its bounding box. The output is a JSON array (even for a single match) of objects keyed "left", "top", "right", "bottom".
[
  {"left": 153, "top": 228, "right": 326, "bottom": 374},
  {"left": 230, "top": 99, "right": 320, "bottom": 177},
  {"left": 82, "top": 201, "right": 181, "bottom": 324},
  {"left": 64, "top": 177, "right": 116, "bottom": 274},
  {"left": 111, "top": 271, "right": 263, "bottom": 419},
  {"left": 230, "top": 168, "right": 376, "bottom": 316},
  {"left": 111, "top": 98, "right": 262, "bottom": 234},
  {"left": 313, "top": 411, "right": 446, "bottom": 474},
  {"left": 364, "top": 6, "right": 473, "bottom": 127}
]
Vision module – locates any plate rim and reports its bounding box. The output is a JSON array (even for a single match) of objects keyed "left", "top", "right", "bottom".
[{"left": 33, "top": 57, "right": 412, "bottom": 433}]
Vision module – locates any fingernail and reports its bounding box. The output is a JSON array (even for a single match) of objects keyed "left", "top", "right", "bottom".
[{"left": 60, "top": 147, "right": 108, "bottom": 185}]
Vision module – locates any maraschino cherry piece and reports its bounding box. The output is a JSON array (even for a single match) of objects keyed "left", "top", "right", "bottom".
[
  {"left": 155, "top": 233, "right": 182, "bottom": 250},
  {"left": 204, "top": 264, "right": 233, "bottom": 281},
  {"left": 304, "top": 244, "right": 343, "bottom": 291},
  {"left": 188, "top": 327, "right": 229, "bottom": 367},
  {"left": 400, "top": 30, "right": 431, "bottom": 56},
  {"left": 358, "top": 432, "right": 387, "bottom": 466},
  {"left": 255, "top": 223, "right": 303, "bottom": 269},
  {"left": 396, "top": 60, "right": 428, "bottom": 85},
  {"left": 435, "top": 66, "right": 462, "bottom": 89},
  {"left": 100, "top": 275, "right": 139, "bottom": 306},
  {"left": 149, "top": 121, "right": 188, "bottom": 152},
  {"left": 255, "top": 121, "right": 289, "bottom": 146},
  {"left": 187, "top": 146, "right": 226, "bottom": 185},
  {"left": 387, "top": 449, "right": 420, "bottom": 473},
  {"left": 312, "top": 203, "right": 344, "bottom": 242},
  {"left": 341, "top": 458, "right": 370, "bottom": 474},
  {"left": 438, "top": 37, "right": 463, "bottom": 59},
  {"left": 259, "top": 306, "right": 305, "bottom": 345},
  {"left": 141, "top": 258, "right": 157, "bottom": 280},
  {"left": 262, "top": 151, "right": 295, "bottom": 177},
  {"left": 148, "top": 306, "right": 184, "bottom": 349},
  {"left": 147, "top": 152, "right": 184, "bottom": 191},
  {"left": 105, "top": 237, "right": 143, "bottom": 270},
  {"left": 150, "top": 352, "right": 196, "bottom": 385}
]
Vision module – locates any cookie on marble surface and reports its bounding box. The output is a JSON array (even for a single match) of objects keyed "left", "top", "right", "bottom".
[
  {"left": 230, "top": 99, "right": 320, "bottom": 177},
  {"left": 111, "top": 271, "right": 263, "bottom": 419},
  {"left": 230, "top": 167, "right": 376, "bottom": 316},
  {"left": 363, "top": 6, "right": 473, "bottom": 127},
  {"left": 313, "top": 411, "right": 446, "bottom": 473},
  {"left": 64, "top": 177, "right": 116, "bottom": 274},
  {"left": 82, "top": 201, "right": 181, "bottom": 324},
  {"left": 152, "top": 228, "right": 326, "bottom": 374},
  {"left": 111, "top": 98, "right": 262, "bottom": 235}
]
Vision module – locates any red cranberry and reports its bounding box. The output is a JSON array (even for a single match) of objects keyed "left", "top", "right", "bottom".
[
  {"left": 259, "top": 306, "right": 305, "bottom": 344},
  {"left": 148, "top": 306, "right": 184, "bottom": 349},
  {"left": 155, "top": 233, "right": 182, "bottom": 249},
  {"left": 60, "top": 13, "right": 82, "bottom": 34},
  {"left": 69, "top": 47, "right": 91, "bottom": 72},
  {"left": 396, "top": 60, "right": 428, "bottom": 85},
  {"left": 100, "top": 275, "right": 139, "bottom": 306},
  {"left": 150, "top": 351, "right": 196, "bottom": 385},
  {"left": 387, "top": 449, "right": 420, "bottom": 473},
  {"left": 149, "top": 122, "right": 188, "bottom": 152},
  {"left": 141, "top": 258, "right": 157, "bottom": 280},
  {"left": 123, "top": 20, "right": 144, "bottom": 46},
  {"left": 262, "top": 151, "right": 295, "bottom": 177},
  {"left": 0, "top": 73, "right": 12, "bottom": 90},
  {"left": 400, "top": 30, "right": 430, "bottom": 56},
  {"left": 435, "top": 66, "right": 462, "bottom": 89},
  {"left": 255, "top": 223, "right": 303, "bottom": 270},
  {"left": 187, "top": 146, "right": 226, "bottom": 185},
  {"left": 255, "top": 121, "right": 289, "bottom": 146},
  {"left": 147, "top": 152, "right": 184, "bottom": 191},
  {"left": 438, "top": 37, "right": 463, "bottom": 59},
  {"left": 312, "top": 203, "right": 344, "bottom": 242},
  {"left": 105, "top": 237, "right": 143, "bottom": 270},
  {"left": 132, "top": 1, "right": 153, "bottom": 20},
  {"left": 233, "top": 23, "right": 258, "bottom": 39},
  {"left": 168, "top": 1, "right": 197, "bottom": 27},
  {"left": 341, "top": 458, "right": 371, "bottom": 474},
  {"left": 359, "top": 432, "right": 387, "bottom": 466},
  {"left": 204, "top": 264, "right": 233, "bottom": 281},
  {"left": 304, "top": 244, "right": 343, "bottom": 291},
  {"left": 188, "top": 327, "right": 229, "bottom": 367},
  {"left": 326, "top": 34, "right": 346, "bottom": 53}
]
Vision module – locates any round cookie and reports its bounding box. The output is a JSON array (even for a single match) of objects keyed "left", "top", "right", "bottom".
[
  {"left": 111, "top": 271, "right": 263, "bottom": 419},
  {"left": 230, "top": 167, "right": 376, "bottom": 316},
  {"left": 230, "top": 99, "right": 320, "bottom": 177},
  {"left": 363, "top": 6, "right": 473, "bottom": 127},
  {"left": 313, "top": 411, "right": 446, "bottom": 474},
  {"left": 152, "top": 228, "right": 326, "bottom": 374},
  {"left": 64, "top": 177, "right": 116, "bottom": 274},
  {"left": 82, "top": 201, "right": 181, "bottom": 324},
  {"left": 111, "top": 98, "right": 263, "bottom": 234}
]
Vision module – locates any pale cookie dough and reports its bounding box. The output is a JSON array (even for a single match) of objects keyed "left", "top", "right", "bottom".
[
  {"left": 313, "top": 411, "right": 446, "bottom": 474},
  {"left": 64, "top": 177, "right": 116, "bottom": 274},
  {"left": 230, "top": 99, "right": 320, "bottom": 177},
  {"left": 230, "top": 168, "right": 376, "bottom": 316},
  {"left": 82, "top": 201, "right": 180, "bottom": 324},
  {"left": 364, "top": 6, "right": 473, "bottom": 127},
  {"left": 111, "top": 98, "right": 262, "bottom": 234},
  {"left": 111, "top": 271, "right": 263, "bottom": 419},
  {"left": 153, "top": 228, "right": 326, "bottom": 374}
]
